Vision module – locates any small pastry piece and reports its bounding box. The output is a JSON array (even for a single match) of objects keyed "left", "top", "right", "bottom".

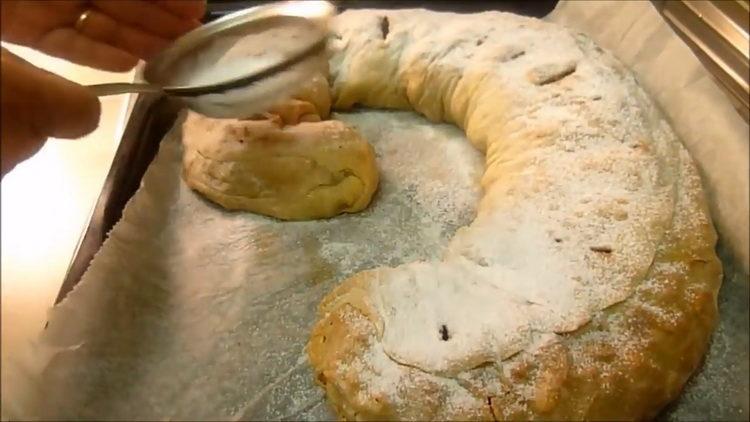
[{"left": 182, "top": 111, "right": 378, "bottom": 220}]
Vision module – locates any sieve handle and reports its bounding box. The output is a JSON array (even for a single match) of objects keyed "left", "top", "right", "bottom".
[{"left": 87, "top": 82, "right": 164, "bottom": 96}]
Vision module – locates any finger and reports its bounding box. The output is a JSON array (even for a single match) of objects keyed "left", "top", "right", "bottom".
[
  {"left": 1, "top": 113, "right": 45, "bottom": 177},
  {"left": 92, "top": 0, "right": 198, "bottom": 40},
  {"left": 155, "top": 0, "right": 206, "bottom": 21},
  {"left": 74, "top": 9, "right": 171, "bottom": 60},
  {"left": 0, "top": 95, "right": 46, "bottom": 177},
  {"left": 0, "top": 0, "right": 82, "bottom": 46},
  {"left": 37, "top": 27, "right": 139, "bottom": 71},
  {"left": 39, "top": 74, "right": 101, "bottom": 140},
  {"left": 9, "top": 54, "right": 101, "bottom": 139},
  {"left": 1, "top": 50, "right": 100, "bottom": 174}
]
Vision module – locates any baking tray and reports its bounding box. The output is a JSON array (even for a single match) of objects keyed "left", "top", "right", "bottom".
[
  {"left": 53, "top": 2, "right": 748, "bottom": 420},
  {"left": 653, "top": 0, "right": 749, "bottom": 123},
  {"left": 54, "top": 93, "right": 182, "bottom": 305}
]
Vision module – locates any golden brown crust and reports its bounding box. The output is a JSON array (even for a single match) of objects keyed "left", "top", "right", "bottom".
[
  {"left": 180, "top": 70, "right": 379, "bottom": 221},
  {"left": 182, "top": 114, "right": 379, "bottom": 220},
  {"left": 307, "top": 8, "right": 722, "bottom": 420},
  {"left": 308, "top": 149, "right": 721, "bottom": 420}
]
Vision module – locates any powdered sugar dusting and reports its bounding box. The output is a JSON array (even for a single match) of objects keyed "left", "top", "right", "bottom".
[
  {"left": 317, "top": 110, "right": 483, "bottom": 273},
  {"left": 326, "top": 6, "right": 683, "bottom": 397}
]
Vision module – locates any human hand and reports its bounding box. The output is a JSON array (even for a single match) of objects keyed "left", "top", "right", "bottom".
[
  {"left": 0, "top": 0, "right": 205, "bottom": 176},
  {"left": 1, "top": 0, "right": 206, "bottom": 71},
  {"left": 0, "top": 49, "right": 101, "bottom": 177}
]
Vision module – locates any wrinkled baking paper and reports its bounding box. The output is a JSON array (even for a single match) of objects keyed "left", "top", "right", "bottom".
[
  {"left": 2, "top": 110, "right": 484, "bottom": 420},
  {"left": 3, "top": 1, "right": 748, "bottom": 420}
]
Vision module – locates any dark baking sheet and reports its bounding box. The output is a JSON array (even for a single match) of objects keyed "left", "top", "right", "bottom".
[
  {"left": 55, "top": 94, "right": 183, "bottom": 304},
  {"left": 54, "top": 1, "right": 748, "bottom": 420}
]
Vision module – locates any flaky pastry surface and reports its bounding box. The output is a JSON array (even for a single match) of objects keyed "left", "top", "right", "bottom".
[
  {"left": 182, "top": 74, "right": 378, "bottom": 221},
  {"left": 306, "top": 9, "right": 722, "bottom": 420}
]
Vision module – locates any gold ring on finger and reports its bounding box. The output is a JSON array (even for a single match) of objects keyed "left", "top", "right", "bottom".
[
  {"left": 74, "top": 9, "right": 93, "bottom": 33},
  {"left": 73, "top": 9, "right": 121, "bottom": 44}
]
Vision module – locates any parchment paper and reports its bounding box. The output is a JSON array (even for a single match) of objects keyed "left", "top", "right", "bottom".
[
  {"left": 3, "top": 2, "right": 749, "bottom": 420},
  {"left": 3, "top": 110, "right": 484, "bottom": 420}
]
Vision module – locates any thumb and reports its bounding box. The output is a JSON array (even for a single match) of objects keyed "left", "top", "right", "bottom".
[
  {"left": 1, "top": 49, "right": 101, "bottom": 140},
  {"left": 1, "top": 48, "right": 101, "bottom": 175}
]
